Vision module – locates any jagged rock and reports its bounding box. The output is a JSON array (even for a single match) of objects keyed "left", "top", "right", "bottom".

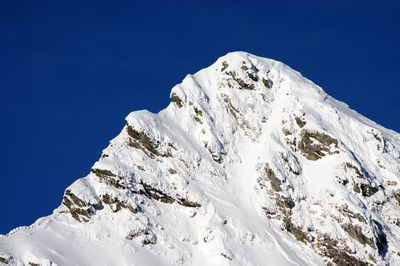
[{"left": 297, "top": 129, "right": 339, "bottom": 160}]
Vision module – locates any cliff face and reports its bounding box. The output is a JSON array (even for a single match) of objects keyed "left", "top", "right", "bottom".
[{"left": 1, "top": 52, "right": 400, "bottom": 266}]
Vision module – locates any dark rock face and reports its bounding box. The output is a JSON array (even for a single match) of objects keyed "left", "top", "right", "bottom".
[
  {"left": 62, "top": 189, "right": 101, "bottom": 222},
  {"left": 170, "top": 93, "right": 183, "bottom": 108},
  {"left": 297, "top": 129, "right": 339, "bottom": 160}
]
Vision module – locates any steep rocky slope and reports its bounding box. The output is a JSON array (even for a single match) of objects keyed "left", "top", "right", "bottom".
[{"left": 1, "top": 52, "right": 400, "bottom": 266}]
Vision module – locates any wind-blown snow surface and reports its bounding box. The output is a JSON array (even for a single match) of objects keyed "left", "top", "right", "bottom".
[{"left": 1, "top": 52, "right": 400, "bottom": 266}]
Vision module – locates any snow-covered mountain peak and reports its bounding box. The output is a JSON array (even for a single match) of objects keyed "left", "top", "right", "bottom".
[{"left": 1, "top": 52, "right": 400, "bottom": 266}]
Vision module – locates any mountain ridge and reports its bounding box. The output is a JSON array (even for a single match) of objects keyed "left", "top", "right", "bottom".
[{"left": 1, "top": 52, "right": 400, "bottom": 266}]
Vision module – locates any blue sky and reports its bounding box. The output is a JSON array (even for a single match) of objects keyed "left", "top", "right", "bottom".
[{"left": 0, "top": 1, "right": 399, "bottom": 234}]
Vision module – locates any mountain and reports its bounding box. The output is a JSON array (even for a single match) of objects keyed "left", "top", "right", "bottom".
[{"left": 1, "top": 52, "right": 400, "bottom": 266}]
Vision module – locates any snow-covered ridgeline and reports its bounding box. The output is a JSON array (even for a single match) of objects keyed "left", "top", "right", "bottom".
[{"left": 1, "top": 52, "right": 400, "bottom": 266}]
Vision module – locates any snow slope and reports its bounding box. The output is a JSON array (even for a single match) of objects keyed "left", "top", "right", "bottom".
[{"left": 1, "top": 52, "right": 400, "bottom": 266}]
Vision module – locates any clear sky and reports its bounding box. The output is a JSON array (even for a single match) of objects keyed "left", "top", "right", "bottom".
[{"left": 0, "top": 1, "right": 399, "bottom": 234}]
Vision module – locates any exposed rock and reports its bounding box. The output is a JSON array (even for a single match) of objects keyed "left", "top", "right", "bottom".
[
  {"left": 369, "top": 131, "right": 382, "bottom": 142},
  {"left": 295, "top": 116, "right": 306, "bottom": 128},
  {"left": 126, "top": 123, "right": 162, "bottom": 158},
  {"left": 282, "top": 127, "right": 292, "bottom": 136},
  {"left": 353, "top": 181, "right": 362, "bottom": 194},
  {"left": 264, "top": 164, "right": 282, "bottom": 192},
  {"left": 204, "top": 142, "right": 222, "bottom": 163},
  {"left": 392, "top": 190, "right": 400, "bottom": 206},
  {"left": 226, "top": 71, "right": 255, "bottom": 90},
  {"left": 91, "top": 168, "right": 126, "bottom": 189},
  {"left": 177, "top": 198, "right": 201, "bottom": 208},
  {"left": 341, "top": 223, "right": 375, "bottom": 248},
  {"left": 140, "top": 182, "right": 175, "bottom": 204},
  {"left": 126, "top": 228, "right": 157, "bottom": 245},
  {"left": 193, "top": 106, "right": 203, "bottom": 116},
  {"left": 221, "top": 61, "right": 228, "bottom": 72},
  {"left": 283, "top": 216, "right": 309, "bottom": 244},
  {"left": 91, "top": 168, "right": 116, "bottom": 178},
  {"left": 0, "top": 256, "right": 10, "bottom": 264},
  {"left": 62, "top": 189, "right": 100, "bottom": 222},
  {"left": 137, "top": 181, "right": 201, "bottom": 208},
  {"left": 297, "top": 129, "right": 339, "bottom": 160},
  {"left": 193, "top": 116, "right": 202, "bottom": 124},
  {"left": 262, "top": 77, "right": 271, "bottom": 88},
  {"left": 168, "top": 168, "right": 177, "bottom": 175},
  {"left": 221, "top": 253, "right": 233, "bottom": 261},
  {"left": 240, "top": 61, "right": 248, "bottom": 71},
  {"left": 345, "top": 163, "right": 365, "bottom": 179},
  {"left": 170, "top": 93, "right": 183, "bottom": 108},
  {"left": 280, "top": 152, "right": 300, "bottom": 175},
  {"left": 315, "top": 233, "right": 370, "bottom": 266},
  {"left": 101, "top": 194, "right": 129, "bottom": 213},
  {"left": 336, "top": 204, "right": 366, "bottom": 224},
  {"left": 247, "top": 72, "right": 259, "bottom": 82},
  {"left": 360, "top": 183, "right": 379, "bottom": 197}
]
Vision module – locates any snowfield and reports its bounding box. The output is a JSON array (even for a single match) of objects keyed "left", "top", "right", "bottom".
[{"left": 1, "top": 52, "right": 400, "bottom": 266}]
